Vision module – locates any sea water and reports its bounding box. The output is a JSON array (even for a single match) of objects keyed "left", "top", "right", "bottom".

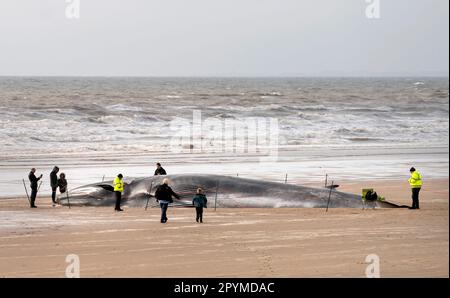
[{"left": 0, "top": 77, "right": 448, "bottom": 197}]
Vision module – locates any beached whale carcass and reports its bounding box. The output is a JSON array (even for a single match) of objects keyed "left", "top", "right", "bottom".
[{"left": 59, "top": 174, "right": 401, "bottom": 208}]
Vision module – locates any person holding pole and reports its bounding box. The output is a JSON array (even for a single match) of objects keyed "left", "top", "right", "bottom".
[
  {"left": 114, "top": 174, "right": 124, "bottom": 212},
  {"left": 28, "top": 168, "right": 42, "bottom": 208},
  {"left": 192, "top": 188, "right": 207, "bottom": 223},
  {"left": 154, "top": 178, "right": 180, "bottom": 223}
]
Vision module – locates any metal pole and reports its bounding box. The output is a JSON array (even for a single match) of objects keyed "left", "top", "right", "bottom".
[
  {"left": 285, "top": 173, "right": 288, "bottom": 184},
  {"left": 37, "top": 180, "right": 43, "bottom": 192},
  {"left": 214, "top": 181, "right": 219, "bottom": 211},
  {"left": 22, "top": 179, "right": 31, "bottom": 205},
  {"left": 326, "top": 180, "right": 334, "bottom": 212},
  {"left": 325, "top": 174, "right": 328, "bottom": 187},
  {"left": 66, "top": 190, "right": 71, "bottom": 209},
  {"left": 145, "top": 181, "right": 153, "bottom": 211}
]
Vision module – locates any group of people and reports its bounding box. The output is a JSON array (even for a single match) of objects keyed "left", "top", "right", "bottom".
[
  {"left": 113, "top": 163, "right": 168, "bottom": 212},
  {"left": 112, "top": 163, "right": 208, "bottom": 223},
  {"left": 27, "top": 163, "right": 422, "bottom": 221},
  {"left": 27, "top": 166, "right": 67, "bottom": 208}
]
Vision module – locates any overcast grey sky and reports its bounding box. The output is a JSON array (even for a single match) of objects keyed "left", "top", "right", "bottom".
[{"left": 0, "top": 0, "right": 448, "bottom": 76}]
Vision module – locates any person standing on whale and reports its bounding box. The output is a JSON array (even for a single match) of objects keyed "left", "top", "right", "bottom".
[
  {"left": 154, "top": 162, "right": 167, "bottom": 176},
  {"left": 155, "top": 178, "right": 180, "bottom": 223}
]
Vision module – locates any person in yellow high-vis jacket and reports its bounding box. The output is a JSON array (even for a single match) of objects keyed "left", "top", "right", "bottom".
[
  {"left": 114, "top": 174, "right": 124, "bottom": 212},
  {"left": 408, "top": 167, "right": 422, "bottom": 209}
]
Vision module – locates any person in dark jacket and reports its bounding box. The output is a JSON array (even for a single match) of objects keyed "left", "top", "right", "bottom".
[
  {"left": 58, "top": 173, "right": 68, "bottom": 194},
  {"left": 155, "top": 178, "right": 180, "bottom": 223},
  {"left": 154, "top": 163, "right": 167, "bottom": 176},
  {"left": 50, "top": 166, "right": 59, "bottom": 204},
  {"left": 192, "top": 188, "right": 207, "bottom": 223},
  {"left": 28, "top": 168, "right": 42, "bottom": 208}
]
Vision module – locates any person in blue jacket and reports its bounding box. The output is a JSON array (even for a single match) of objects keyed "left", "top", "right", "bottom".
[{"left": 192, "top": 188, "right": 207, "bottom": 223}]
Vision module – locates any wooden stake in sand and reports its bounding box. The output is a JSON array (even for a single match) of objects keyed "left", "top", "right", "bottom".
[
  {"left": 326, "top": 180, "right": 334, "bottom": 212},
  {"left": 102, "top": 175, "right": 105, "bottom": 182},
  {"left": 325, "top": 174, "right": 328, "bottom": 187},
  {"left": 285, "top": 173, "right": 288, "bottom": 184},
  {"left": 145, "top": 181, "right": 153, "bottom": 211},
  {"left": 22, "top": 179, "right": 31, "bottom": 205},
  {"left": 66, "top": 190, "right": 71, "bottom": 209},
  {"left": 214, "top": 181, "right": 219, "bottom": 211}
]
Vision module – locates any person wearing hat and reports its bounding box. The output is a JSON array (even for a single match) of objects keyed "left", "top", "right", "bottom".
[
  {"left": 114, "top": 174, "right": 124, "bottom": 212},
  {"left": 408, "top": 167, "right": 422, "bottom": 210},
  {"left": 50, "top": 166, "right": 60, "bottom": 204},
  {"left": 154, "top": 178, "right": 180, "bottom": 223}
]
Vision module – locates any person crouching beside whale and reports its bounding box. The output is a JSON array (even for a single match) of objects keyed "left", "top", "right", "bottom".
[
  {"left": 58, "top": 173, "right": 68, "bottom": 194},
  {"left": 192, "top": 188, "right": 207, "bottom": 223},
  {"left": 114, "top": 174, "right": 124, "bottom": 212},
  {"left": 155, "top": 178, "right": 180, "bottom": 223}
]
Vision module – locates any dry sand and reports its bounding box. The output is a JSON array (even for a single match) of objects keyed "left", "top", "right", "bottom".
[{"left": 0, "top": 179, "right": 448, "bottom": 277}]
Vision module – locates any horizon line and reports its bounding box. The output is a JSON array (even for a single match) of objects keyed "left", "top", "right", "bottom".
[{"left": 0, "top": 75, "right": 448, "bottom": 79}]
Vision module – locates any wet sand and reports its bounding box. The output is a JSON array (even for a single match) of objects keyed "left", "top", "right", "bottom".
[{"left": 0, "top": 179, "right": 448, "bottom": 277}]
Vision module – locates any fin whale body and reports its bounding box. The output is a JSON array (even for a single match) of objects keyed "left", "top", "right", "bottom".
[{"left": 60, "top": 174, "right": 402, "bottom": 208}]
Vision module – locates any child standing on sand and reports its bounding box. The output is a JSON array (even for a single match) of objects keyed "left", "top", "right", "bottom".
[{"left": 192, "top": 188, "right": 207, "bottom": 223}]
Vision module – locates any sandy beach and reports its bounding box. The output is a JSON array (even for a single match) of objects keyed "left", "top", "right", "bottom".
[
  {"left": 0, "top": 178, "right": 447, "bottom": 278},
  {"left": 1, "top": 0, "right": 448, "bottom": 285}
]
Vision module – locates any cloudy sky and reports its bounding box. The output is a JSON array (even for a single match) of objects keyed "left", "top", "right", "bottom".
[{"left": 0, "top": 0, "right": 448, "bottom": 76}]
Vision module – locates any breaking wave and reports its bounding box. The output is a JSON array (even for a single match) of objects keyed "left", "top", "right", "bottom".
[{"left": 0, "top": 77, "right": 448, "bottom": 156}]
